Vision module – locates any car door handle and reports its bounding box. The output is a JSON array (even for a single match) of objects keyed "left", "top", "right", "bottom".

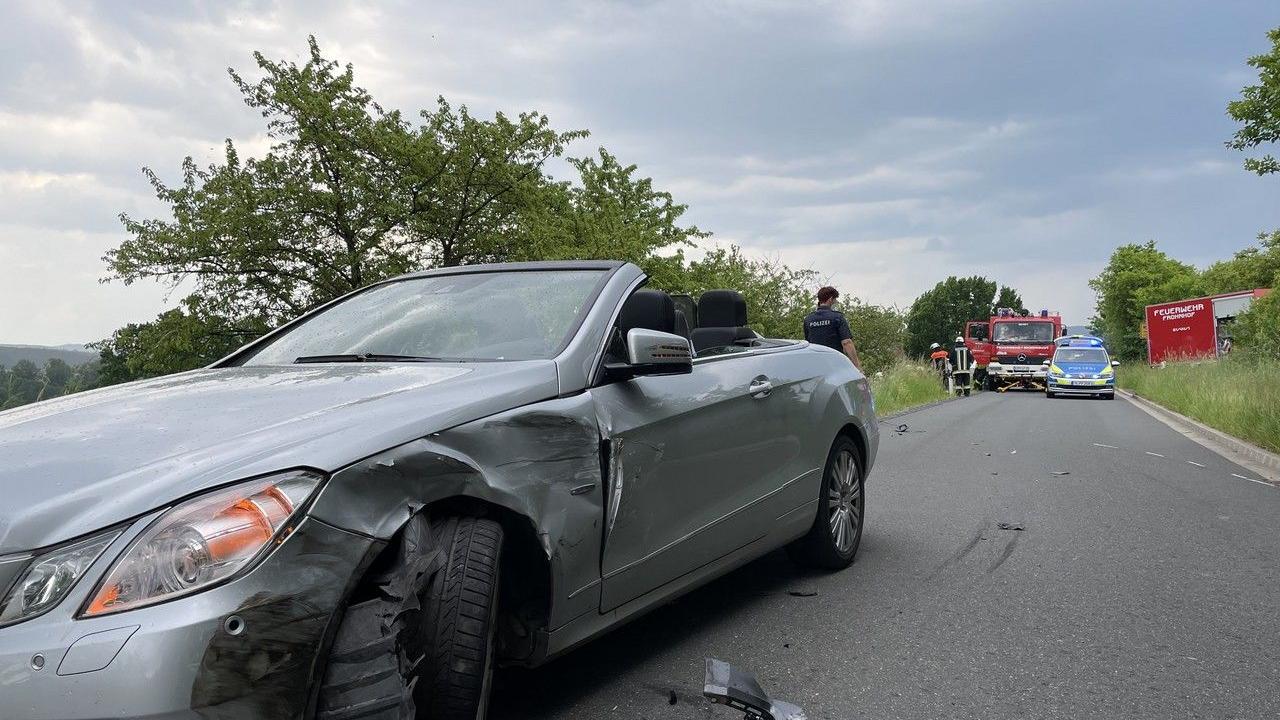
[{"left": 749, "top": 378, "right": 773, "bottom": 398}]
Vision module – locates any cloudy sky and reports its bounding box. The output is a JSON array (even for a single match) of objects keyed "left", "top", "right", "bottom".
[{"left": 2, "top": 0, "right": 1278, "bottom": 344}]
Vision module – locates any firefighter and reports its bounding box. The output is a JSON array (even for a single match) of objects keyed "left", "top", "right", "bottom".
[
  {"left": 951, "top": 336, "right": 974, "bottom": 395},
  {"left": 929, "top": 342, "right": 951, "bottom": 388},
  {"left": 928, "top": 342, "right": 949, "bottom": 365},
  {"left": 951, "top": 336, "right": 971, "bottom": 370}
]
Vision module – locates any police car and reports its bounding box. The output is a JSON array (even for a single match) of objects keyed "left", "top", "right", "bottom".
[{"left": 1044, "top": 335, "right": 1119, "bottom": 399}]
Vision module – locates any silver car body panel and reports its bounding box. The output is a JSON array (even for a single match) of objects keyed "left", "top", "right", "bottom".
[{"left": 0, "top": 261, "right": 878, "bottom": 718}]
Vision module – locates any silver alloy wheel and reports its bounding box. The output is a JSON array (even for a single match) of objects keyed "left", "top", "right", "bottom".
[{"left": 827, "top": 449, "right": 862, "bottom": 554}]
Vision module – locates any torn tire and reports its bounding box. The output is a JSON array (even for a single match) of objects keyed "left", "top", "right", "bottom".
[
  {"left": 787, "top": 435, "right": 864, "bottom": 569},
  {"left": 317, "top": 514, "right": 504, "bottom": 720}
]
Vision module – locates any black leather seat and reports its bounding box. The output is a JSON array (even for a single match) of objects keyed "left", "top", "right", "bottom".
[{"left": 690, "top": 290, "right": 754, "bottom": 353}]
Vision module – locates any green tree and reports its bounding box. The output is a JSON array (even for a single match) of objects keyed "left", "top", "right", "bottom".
[
  {"left": 93, "top": 298, "right": 260, "bottom": 382},
  {"left": 0, "top": 365, "right": 8, "bottom": 407},
  {"left": 1201, "top": 231, "right": 1280, "bottom": 294},
  {"left": 515, "top": 148, "right": 705, "bottom": 283},
  {"left": 108, "top": 36, "right": 586, "bottom": 329},
  {"left": 1227, "top": 28, "right": 1280, "bottom": 176},
  {"left": 63, "top": 361, "right": 101, "bottom": 395},
  {"left": 1232, "top": 273, "right": 1280, "bottom": 359},
  {"left": 905, "top": 276, "right": 1018, "bottom": 356},
  {"left": 1089, "top": 241, "right": 1201, "bottom": 360},
  {"left": 3, "top": 360, "right": 42, "bottom": 409},
  {"left": 994, "top": 286, "right": 1025, "bottom": 314},
  {"left": 840, "top": 301, "right": 906, "bottom": 374},
  {"left": 38, "top": 358, "right": 73, "bottom": 400},
  {"left": 101, "top": 38, "right": 707, "bottom": 384}
]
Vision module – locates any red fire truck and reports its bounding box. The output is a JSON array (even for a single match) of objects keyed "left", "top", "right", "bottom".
[
  {"left": 1144, "top": 289, "right": 1270, "bottom": 364},
  {"left": 964, "top": 309, "right": 1063, "bottom": 391}
]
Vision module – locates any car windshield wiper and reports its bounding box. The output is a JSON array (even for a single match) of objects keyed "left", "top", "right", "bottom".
[{"left": 293, "top": 353, "right": 443, "bottom": 364}]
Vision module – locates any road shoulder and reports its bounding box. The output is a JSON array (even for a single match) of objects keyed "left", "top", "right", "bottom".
[{"left": 1120, "top": 389, "right": 1280, "bottom": 484}]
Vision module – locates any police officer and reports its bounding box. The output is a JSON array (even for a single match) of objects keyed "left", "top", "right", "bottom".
[{"left": 803, "top": 286, "right": 862, "bottom": 369}]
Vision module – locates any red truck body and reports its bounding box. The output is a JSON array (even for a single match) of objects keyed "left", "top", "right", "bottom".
[
  {"left": 963, "top": 310, "right": 1062, "bottom": 387},
  {"left": 1144, "top": 289, "right": 1270, "bottom": 364}
]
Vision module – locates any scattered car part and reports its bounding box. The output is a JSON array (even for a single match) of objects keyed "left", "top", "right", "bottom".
[{"left": 704, "top": 658, "right": 806, "bottom": 720}]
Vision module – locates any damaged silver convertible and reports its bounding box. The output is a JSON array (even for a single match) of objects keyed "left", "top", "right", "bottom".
[{"left": 0, "top": 261, "right": 878, "bottom": 719}]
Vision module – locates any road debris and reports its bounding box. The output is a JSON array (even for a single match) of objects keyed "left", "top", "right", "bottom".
[
  {"left": 669, "top": 690, "right": 678, "bottom": 705},
  {"left": 997, "top": 522, "right": 1025, "bottom": 531},
  {"left": 787, "top": 589, "right": 818, "bottom": 598},
  {"left": 1050, "top": 471, "right": 1070, "bottom": 476},
  {"left": 704, "top": 658, "right": 807, "bottom": 720}
]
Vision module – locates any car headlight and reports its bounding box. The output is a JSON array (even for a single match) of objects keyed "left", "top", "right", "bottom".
[
  {"left": 81, "top": 470, "right": 323, "bottom": 617},
  {"left": 0, "top": 530, "right": 121, "bottom": 627},
  {"left": 1100, "top": 366, "right": 1113, "bottom": 376}
]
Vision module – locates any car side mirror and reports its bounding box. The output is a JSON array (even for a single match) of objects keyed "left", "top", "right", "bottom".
[
  {"left": 1112, "top": 360, "right": 1120, "bottom": 367},
  {"left": 604, "top": 328, "right": 693, "bottom": 381}
]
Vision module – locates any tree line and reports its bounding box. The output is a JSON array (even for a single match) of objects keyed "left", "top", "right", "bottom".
[{"left": 0, "top": 358, "right": 100, "bottom": 410}]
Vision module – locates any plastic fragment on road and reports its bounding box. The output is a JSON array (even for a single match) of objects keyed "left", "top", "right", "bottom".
[
  {"left": 704, "top": 658, "right": 807, "bottom": 720},
  {"left": 997, "top": 522, "right": 1025, "bottom": 531},
  {"left": 1050, "top": 471, "right": 1070, "bottom": 476},
  {"left": 787, "top": 589, "right": 818, "bottom": 598}
]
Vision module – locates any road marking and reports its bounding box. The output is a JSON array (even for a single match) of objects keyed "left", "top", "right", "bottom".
[
  {"left": 1093, "top": 443, "right": 1118, "bottom": 449},
  {"left": 1232, "top": 473, "right": 1272, "bottom": 487},
  {"left": 1145, "top": 451, "right": 1165, "bottom": 458},
  {"left": 1186, "top": 460, "right": 1206, "bottom": 468}
]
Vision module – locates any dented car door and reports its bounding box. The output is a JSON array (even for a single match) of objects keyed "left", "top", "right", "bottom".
[{"left": 593, "top": 354, "right": 781, "bottom": 611}]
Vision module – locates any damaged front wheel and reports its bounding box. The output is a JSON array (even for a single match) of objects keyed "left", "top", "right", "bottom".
[{"left": 317, "top": 514, "right": 504, "bottom": 720}]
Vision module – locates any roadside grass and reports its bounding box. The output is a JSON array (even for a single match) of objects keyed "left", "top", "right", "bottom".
[
  {"left": 870, "top": 361, "right": 951, "bottom": 417},
  {"left": 1118, "top": 355, "right": 1280, "bottom": 453}
]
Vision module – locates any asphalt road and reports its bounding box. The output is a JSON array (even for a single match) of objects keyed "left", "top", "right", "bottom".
[{"left": 491, "top": 391, "right": 1280, "bottom": 720}]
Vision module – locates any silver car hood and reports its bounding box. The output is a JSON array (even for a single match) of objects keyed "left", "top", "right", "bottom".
[{"left": 0, "top": 361, "right": 560, "bottom": 553}]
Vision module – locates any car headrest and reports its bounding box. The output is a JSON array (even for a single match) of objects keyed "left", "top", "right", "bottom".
[
  {"left": 697, "top": 290, "right": 748, "bottom": 328},
  {"left": 618, "top": 289, "right": 676, "bottom": 335}
]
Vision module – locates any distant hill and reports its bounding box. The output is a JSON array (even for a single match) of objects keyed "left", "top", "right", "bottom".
[{"left": 0, "top": 344, "right": 97, "bottom": 369}]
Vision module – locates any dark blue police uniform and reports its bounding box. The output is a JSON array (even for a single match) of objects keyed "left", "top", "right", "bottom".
[{"left": 803, "top": 306, "right": 852, "bottom": 352}]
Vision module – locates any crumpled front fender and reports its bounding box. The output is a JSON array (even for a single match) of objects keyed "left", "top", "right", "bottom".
[{"left": 307, "top": 394, "right": 606, "bottom": 637}]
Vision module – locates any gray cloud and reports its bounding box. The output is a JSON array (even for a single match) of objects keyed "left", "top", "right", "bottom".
[{"left": 1, "top": 0, "right": 1278, "bottom": 344}]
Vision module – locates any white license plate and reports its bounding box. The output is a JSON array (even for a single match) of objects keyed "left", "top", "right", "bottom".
[{"left": 1070, "top": 380, "right": 1095, "bottom": 386}]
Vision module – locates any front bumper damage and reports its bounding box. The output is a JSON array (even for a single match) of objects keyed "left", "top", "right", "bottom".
[{"left": 0, "top": 516, "right": 374, "bottom": 720}]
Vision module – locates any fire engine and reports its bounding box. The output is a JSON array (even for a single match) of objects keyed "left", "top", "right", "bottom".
[{"left": 963, "top": 309, "right": 1063, "bottom": 391}]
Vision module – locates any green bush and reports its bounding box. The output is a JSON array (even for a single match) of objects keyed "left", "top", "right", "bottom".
[
  {"left": 1232, "top": 285, "right": 1280, "bottom": 360},
  {"left": 1119, "top": 355, "right": 1280, "bottom": 453}
]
